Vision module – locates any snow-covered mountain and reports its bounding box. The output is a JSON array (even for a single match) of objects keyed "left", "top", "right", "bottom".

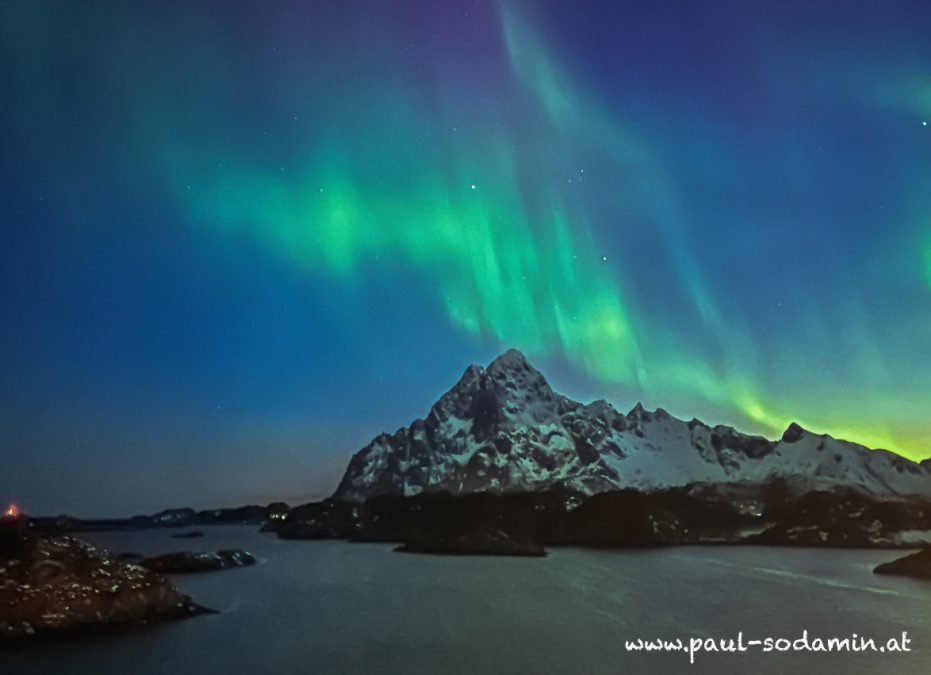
[{"left": 333, "top": 349, "right": 931, "bottom": 502}]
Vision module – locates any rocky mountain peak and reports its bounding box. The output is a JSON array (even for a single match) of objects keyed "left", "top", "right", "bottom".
[
  {"left": 485, "top": 349, "right": 557, "bottom": 399},
  {"left": 781, "top": 422, "right": 807, "bottom": 443},
  {"left": 332, "top": 350, "right": 931, "bottom": 502},
  {"left": 486, "top": 347, "right": 532, "bottom": 373},
  {"left": 428, "top": 349, "right": 565, "bottom": 429}
]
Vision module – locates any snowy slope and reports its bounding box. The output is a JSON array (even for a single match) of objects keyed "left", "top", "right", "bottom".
[{"left": 332, "top": 349, "right": 931, "bottom": 501}]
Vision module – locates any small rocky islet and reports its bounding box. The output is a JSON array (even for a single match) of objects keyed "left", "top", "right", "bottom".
[
  {"left": 0, "top": 527, "right": 209, "bottom": 641},
  {"left": 139, "top": 549, "right": 256, "bottom": 574},
  {"left": 1, "top": 515, "right": 257, "bottom": 643},
  {"left": 874, "top": 548, "right": 931, "bottom": 580}
]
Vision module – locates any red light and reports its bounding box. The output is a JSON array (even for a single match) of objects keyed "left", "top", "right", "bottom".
[{"left": 3, "top": 504, "right": 18, "bottom": 518}]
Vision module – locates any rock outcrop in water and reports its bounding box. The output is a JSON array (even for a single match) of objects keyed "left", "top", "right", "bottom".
[
  {"left": 874, "top": 549, "right": 931, "bottom": 579},
  {"left": 140, "top": 550, "right": 256, "bottom": 574},
  {"left": 0, "top": 528, "right": 209, "bottom": 641}
]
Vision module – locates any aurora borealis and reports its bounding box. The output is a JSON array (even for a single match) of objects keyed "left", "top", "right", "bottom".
[{"left": 2, "top": 1, "right": 931, "bottom": 515}]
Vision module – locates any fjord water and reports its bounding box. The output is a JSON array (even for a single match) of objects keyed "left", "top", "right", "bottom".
[{"left": 3, "top": 527, "right": 929, "bottom": 675}]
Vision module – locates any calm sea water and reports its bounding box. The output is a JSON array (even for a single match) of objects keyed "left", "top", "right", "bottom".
[{"left": 2, "top": 526, "right": 929, "bottom": 675}]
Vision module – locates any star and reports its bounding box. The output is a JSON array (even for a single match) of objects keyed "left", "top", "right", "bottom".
[{"left": 470, "top": 184, "right": 476, "bottom": 190}]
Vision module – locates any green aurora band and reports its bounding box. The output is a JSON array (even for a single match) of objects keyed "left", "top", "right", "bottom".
[{"left": 149, "top": 4, "right": 928, "bottom": 459}]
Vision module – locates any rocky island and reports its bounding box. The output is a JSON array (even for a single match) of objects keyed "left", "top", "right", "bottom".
[
  {"left": 874, "top": 548, "right": 931, "bottom": 580},
  {"left": 0, "top": 513, "right": 210, "bottom": 642},
  {"left": 140, "top": 550, "right": 257, "bottom": 574}
]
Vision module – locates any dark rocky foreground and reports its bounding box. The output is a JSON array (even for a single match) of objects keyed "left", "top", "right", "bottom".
[
  {"left": 874, "top": 548, "right": 931, "bottom": 580},
  {"left": 265, "top": 481, "right": 931, "bottom": 555},
  {"left": 0, "top": 527, "right": 211, "bottom": 642},
  {"left": 140, "top": 550, "right": 256, "bottom": 574}
]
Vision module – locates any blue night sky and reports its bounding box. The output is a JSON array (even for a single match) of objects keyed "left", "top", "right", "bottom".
[{"left": 2, "top": 0, "right": 930, "bottom": 516}]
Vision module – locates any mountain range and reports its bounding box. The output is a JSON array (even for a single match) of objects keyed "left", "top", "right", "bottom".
[{"left": 334, "top": 349, "right": 931, "bottom": 502}]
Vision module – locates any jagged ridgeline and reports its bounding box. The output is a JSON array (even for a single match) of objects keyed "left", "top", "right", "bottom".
[{"left": 334, "top": 349, "right": 931, "bottom": 502}]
